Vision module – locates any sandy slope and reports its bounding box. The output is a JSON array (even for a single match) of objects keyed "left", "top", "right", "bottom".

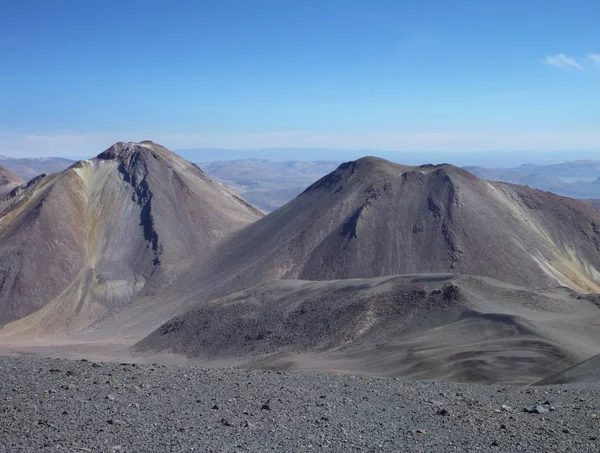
[
  {"left": 536, "top": 352, "right": 600, "bottom": 385},
  {"left": 136, "top": 274, "right": 600, "bottom": 384}
]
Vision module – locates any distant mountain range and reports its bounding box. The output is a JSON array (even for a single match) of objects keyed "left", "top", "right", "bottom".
[
  {"left": 464, "top": 160, "right": 600, "bottom": 198},
  {"left": 177, "top": 148, "right": 600, "bottom": 167},
  {"left": 2, "top": 154, "right": 600, "bottom": 211},
  {"left": 0, "top": 155, "right": 74, "bottom": 181},
  {"left": 200, "top": 159, "right": 341, "bottom": 211},
  {"left": 202, "top": 158, "right": 600, "bottom": 211}
]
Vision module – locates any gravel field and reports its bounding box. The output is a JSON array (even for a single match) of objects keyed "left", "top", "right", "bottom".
[{"left": 1, "top": 356, "right": 599, "bottom": 453}]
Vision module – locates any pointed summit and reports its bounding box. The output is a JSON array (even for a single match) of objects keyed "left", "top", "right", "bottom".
[
  {"left": 98, "top": 141, "right": 181, "bottom": 163},
  {"left": 0, "top": 142, "right": 262, "bottom": 335}
]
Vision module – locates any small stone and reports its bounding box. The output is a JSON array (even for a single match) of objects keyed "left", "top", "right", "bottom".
[
  {"left": 261, "top": 399, "right": 272, "bottom": 411},
  {"left": 220, "top": 418, "right": 232, "bottom": 427},
  {"left": 501, "top": 405, "right": 512, "bottom": 412},
  {"left": 415, "top": 429, "right": 426, "bottom": 434},
  {"left": 212, "top": 404, "right": 219, "bottom": 410},
  {"left": 524, "top": 404, "right": 551, "bottom": 414},
  {"left": 437, "top": 408, "right": 450, "bottom": 416},
  {"left": 106, "top": 395, "right": 116, "bottom": 401},
  {"left": 491, "top": 440, "right": 500, "bottom": 447}
]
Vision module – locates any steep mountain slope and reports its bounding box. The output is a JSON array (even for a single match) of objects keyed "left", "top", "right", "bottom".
[
  {"left": 137, "top": 274, "right": 600, "bottom": 384},
  {"left": 0, "top": 141, "right": 262, "bottom": 335},
  {"left": 0, "top": 166, "right": 25, "bottom": 198},
  {"left": 0, "top": 156, "right": 74, "bottom": 180},
  {"left": 206, "top": 157, "right": 600, "bottom": 294}
]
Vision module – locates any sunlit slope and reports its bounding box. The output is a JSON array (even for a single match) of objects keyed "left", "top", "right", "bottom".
[
  {"left": 0, "top": 166, "right": 25, "bottom": 198},
  {"left": 209, "top": 157, "right": 600, "bottom": 293},
  {"left": 0, "top": 141, "right": 262, "bottom": 335}
]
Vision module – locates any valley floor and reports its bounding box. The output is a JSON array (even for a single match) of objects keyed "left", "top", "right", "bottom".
[{"left": 1, "top": 356, "right": 599, "bottom": 453}]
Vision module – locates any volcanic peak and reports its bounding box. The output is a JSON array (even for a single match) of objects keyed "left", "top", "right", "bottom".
[
  {"left": 96, "top": 141, "right": 169, "bottom": 161},
  {"left": 301, "top": 156, "right": 471, "bottom": 197}
]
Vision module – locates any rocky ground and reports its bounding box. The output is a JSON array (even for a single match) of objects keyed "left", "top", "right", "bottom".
[{"left": 1, "top": 356, "right": 599, "bottom": 452}]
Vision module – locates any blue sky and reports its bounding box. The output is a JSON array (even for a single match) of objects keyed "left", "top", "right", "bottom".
[{"left": 1, "top": 0, "right": 599, "bottom": 158}]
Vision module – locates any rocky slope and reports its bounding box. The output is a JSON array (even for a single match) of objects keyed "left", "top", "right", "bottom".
[
  {"left": 2, "top": 356, "right": 600, "bottom": 452},
  {"left": 0, "top": 141, "right": 262, "bottom": 335}
]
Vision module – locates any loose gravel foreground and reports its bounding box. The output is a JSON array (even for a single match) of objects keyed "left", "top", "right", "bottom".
[{"left": 1, "top": 356, "right": 599, "bottom": 452}]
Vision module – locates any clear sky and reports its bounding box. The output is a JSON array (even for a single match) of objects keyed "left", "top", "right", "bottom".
[{"left": 1, "top": 0, "right": 599, "bottom": 158}]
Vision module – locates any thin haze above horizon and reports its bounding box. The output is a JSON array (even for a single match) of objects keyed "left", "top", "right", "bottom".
[{"left": 1, "top": 0, "right": 599, "bottom": 158}]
